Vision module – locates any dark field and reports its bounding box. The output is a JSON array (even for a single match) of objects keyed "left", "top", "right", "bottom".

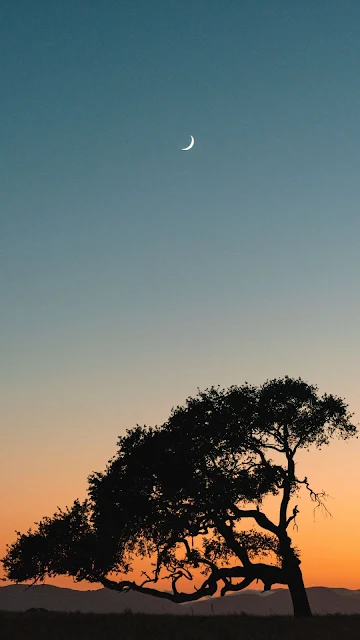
[{"left": 0, "top": 611, "right": 359, "bottom": 640}]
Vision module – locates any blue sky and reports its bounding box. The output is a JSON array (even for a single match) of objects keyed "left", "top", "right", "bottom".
[{"left": 1, "top": 0, "right": 360, "bottom": 438}]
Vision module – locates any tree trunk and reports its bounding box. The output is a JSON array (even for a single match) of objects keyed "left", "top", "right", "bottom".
[
  {"left": 287, "top": 563, "right": 312, "bottom": 617},
  {"left": 279, "top": 531, "right": 312, "bottom": 617}
]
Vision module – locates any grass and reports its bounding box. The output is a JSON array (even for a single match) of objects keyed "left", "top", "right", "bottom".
[{"left": 0, "top": 610, "right": 359, "bottom": 640}]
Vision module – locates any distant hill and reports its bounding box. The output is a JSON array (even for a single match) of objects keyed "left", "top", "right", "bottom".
[
  {"left": 183, "top": 587, "right": 360, "bottom": 616},
  {"left": 1, "top": 584, "right": 360, "bottom": 615},
  {"left": 0, "top": 584, "right": 184, "bottom": 615}
]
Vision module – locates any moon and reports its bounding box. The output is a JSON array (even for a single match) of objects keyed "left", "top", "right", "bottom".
[{"left": 181, "top": 135, "right": 195, "bottom": 151}]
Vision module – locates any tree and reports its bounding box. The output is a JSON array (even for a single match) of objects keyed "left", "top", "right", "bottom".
[{"left": 1, "top": 376, "right": 357, "bottom": 617}]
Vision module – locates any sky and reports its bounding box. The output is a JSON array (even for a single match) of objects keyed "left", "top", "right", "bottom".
[{"left": 1, "top": 0, "right": 360, "bottom": 593}]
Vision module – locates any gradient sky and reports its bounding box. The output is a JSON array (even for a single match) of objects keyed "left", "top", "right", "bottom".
[{"left": 1, "top": 0, "right": 360, "bottom": 592}]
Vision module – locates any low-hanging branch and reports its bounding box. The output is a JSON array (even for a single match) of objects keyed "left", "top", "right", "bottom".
[{"left": 99, "top": 554, "right": 288, "bottom": 602}]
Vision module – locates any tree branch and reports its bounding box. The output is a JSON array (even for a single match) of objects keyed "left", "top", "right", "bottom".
[
  {"left": 154, "top": 536, "right": 193, "bottom": 582},
  {"left": 100, "top": 557, "right": 288, "bottom": 601},
  {"left": 297, "top": 476, "right": 333, "bottom": 519},
  {"left": 220, "top": 575, "right": 253, "bottom": 596},
  {"left": 229, "top": 505, "right": 279, "bottom": 535},
  {"left": 218, "top": 562, "right": 287, "bottom": 592},
  {"left": 251, "top": 445, "right": 287, "bottom": 489},
  {"left": 253, "top": 439, "right": 285, "bottom": 454},
  {"left": 285, "top": 505, "right": 299, "bottom": 531},
  {"left": 99, "top": 573, "right": 219, "bottom": 603},
  {"left": 213, "top": 519, "right": 252, "bottom": 568}
]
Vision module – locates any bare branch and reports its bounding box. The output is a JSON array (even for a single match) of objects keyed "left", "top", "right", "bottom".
[
  {"left": 100, "top": 572, "right": 218, "bottom": 603},
  {"left": 171, "top": 570, "right": 189, "bottom": 594},
  {"left": 220, "top": 575, "right": 253, "bottom": 596},
  {"left": 297, "top": 476, "right": 333, "bottom": 519},
  {"left": 24, "top": 578, "right": 42, "bottom": 591},
  {"left": 286, "top": 505, "right": 299, "bottom": 531},
  {"left": 292, "top": 437, "right": 306, "bottom": 456},
  {"left": 100, "top": 555, "right": 288, "bottom": 602},
  {"left": 213, "top": 518, "right": 251, "bottom": 567},
  {"left": 229, "top": 505, "right": 279, "bottom": 535},
  {"left": 218, "top": 562, "right": 287, "bottom": 592}
]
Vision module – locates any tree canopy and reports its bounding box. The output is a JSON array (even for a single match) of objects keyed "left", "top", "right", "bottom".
[{"left": 2, "top": 376, "right": 357, "bottom": 616}]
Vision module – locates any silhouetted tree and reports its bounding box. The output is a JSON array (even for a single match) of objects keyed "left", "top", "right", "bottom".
[{"left": 1, "top": 377, "right": 357, "bottom": 617}]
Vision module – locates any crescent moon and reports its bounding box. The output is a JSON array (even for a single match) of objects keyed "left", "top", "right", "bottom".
[{"left": 181, "top": 135, "right": 195, "bottom": 151}]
